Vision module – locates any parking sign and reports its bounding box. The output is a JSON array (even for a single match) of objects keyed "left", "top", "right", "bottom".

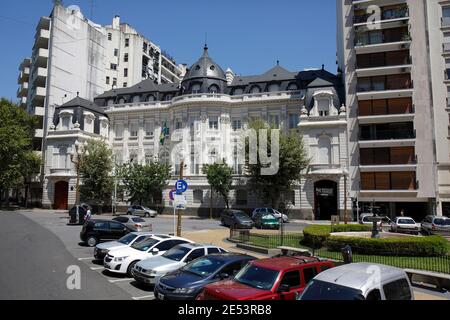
[{"left": 175, "top": 180, "right": 188, "bottom": 193}]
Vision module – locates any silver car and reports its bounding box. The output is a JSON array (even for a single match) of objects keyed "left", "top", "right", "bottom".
[
  {"left": 131, "top": 243, "right": 227, "bottom": 286},
  {"left": 390, "top": 217, "right": 420, "bottom": 235},
  {"left": 94, "top": 232, "right": 154, "bottom": 260},
  {"left": 251, "top": 208, "right": 289, "bottom": 223},
  {"left": 421, "top": 215, "right": 450, "bottom": 235},
  {"left": 127, "top": 205, "right": 157, "bottom": 218},
  {"left": 112, "top": 215, "right": 152, "bottom": 232},
  {"left": 299, "top": 263, "right": 414, "bottom": 300}
]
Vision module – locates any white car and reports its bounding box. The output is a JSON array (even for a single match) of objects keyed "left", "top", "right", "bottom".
[
  {"left": 251, "top": 208, "right": 289, "bottom": 223},
  {"left": 132, "top": 243, "right": 228, "bottom": 287},
  {"left": 104, "top": 235, "right": 193, "bottom": 276},
  {"left": 390, "top": 217, "right": 420, "bottom": 235},
  {"left": 94, "top": 232, "right": 155, "bottom": 261}
]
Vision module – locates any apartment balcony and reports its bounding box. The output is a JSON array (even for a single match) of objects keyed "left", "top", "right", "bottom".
[
  {"left": 34, "top": 29, "right": 50, "bottom": 49},
  {"left": 19, "top": 96, "right": 27, "bottom": 107},
  {"left": 356, "top": 52, "right": 411, "bottom": 77},
  {"left": 33, "top": 106, "right": 45, "bottom": 117},
  {"left": 49, "top": 168, "right": 73, "bottom": 177},
  {"left": 354, "top": 27, "right": 411, "bottom": 54},
  {"left": 358, "top": 113, "right": 414, "bottom": 124},
  {"left": 30, "top": 86, "right": 46, "bottom": 105},
  {"left": 31, "top": 67, "right": 47, "bottom": 86},
  {"left": 17, "top": 68, "right": 30, "bottom": 84},
  {"left": 359, "top": 128, "right": 415, "bottom": 141},
  {"left": 356, "top": 79, "right": 413, "bottom": 100},
  {"left": 36, "top": 16, "right": 50, "bottom": 32},
  {"left": 32, "top": 48, "right": 49, "bottom": 68},
  {"left": 354, "top": 5, "right": 409, "bottom": 27},
  {"left": 17, "top": 82, "right": 29, "bottom": 98}
]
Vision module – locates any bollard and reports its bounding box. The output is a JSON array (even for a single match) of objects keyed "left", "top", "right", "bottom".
[{"left": 341, "top": 245, "right": 353, "bottom": 264}]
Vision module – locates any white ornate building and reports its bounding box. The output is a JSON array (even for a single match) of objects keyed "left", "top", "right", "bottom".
[{"left": 43, "top": 46, "right": 349, "bottom": 220}]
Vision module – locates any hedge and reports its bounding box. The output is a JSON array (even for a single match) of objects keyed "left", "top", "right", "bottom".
[
  {"left": 302, "top": 224, "right": 372, "bottom": 249},
  {"left": 325, "top": 235, "right": 449, "bottom": 257}
]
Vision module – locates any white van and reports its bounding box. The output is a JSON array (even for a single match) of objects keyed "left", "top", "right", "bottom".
[{"left": 298, "top": 263, "right": 414, "bottom": 300}]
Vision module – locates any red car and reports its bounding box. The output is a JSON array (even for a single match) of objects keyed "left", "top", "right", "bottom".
[{"left": 196, "top": 256, "right": 335, "bottom": 300}]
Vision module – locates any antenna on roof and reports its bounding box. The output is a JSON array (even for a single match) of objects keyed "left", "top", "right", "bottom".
[
  {"left": 322, "top": 64, "right": 325, "bottom": 70},
  {"left": 277, "top": 60, "right": 280, "bottom": 66},
  {"left": 204, "top": 32, "right": 208, "bottom": 51}
]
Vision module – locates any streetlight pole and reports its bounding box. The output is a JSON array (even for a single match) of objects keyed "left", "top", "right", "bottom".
[
  {"left": 70, "top": 141, "right": 82, "bottom": 206},
  {"left": 176, "top": 159, "right": 184, "bottom": 236},
  {"left": 343, "top": 169, "right": 349, "bottom": 224}
]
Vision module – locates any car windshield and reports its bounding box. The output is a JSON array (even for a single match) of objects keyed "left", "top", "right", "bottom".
[
  {"left": 118, "top": 233, "right": 138, "bottom": 245},
  {"left": 398, "top": 219, "right": 415, "bottom": 224},
  {"left": 182, "top": 256, "right": 224, "bottom": 278},
  {"left": 234, "top": 264, "right": 279, "bottom": 291},
  {"left": 132, "top": 238, "right": 159, "bottom": 251},
  {"left": 163, "top": 246, "right": 192, "bottom": 261},
  {"left": 234, "top": 212, "right": 248, "bottom": 220},
  {"left": 434, "top": 218, "right": 450, "bottom": 226},
  {"left": 262, "top": 214, "right": 275, "bottom": 220},
  {"left": 132, "top": 217, "right": 145, "bottom": 223},
  {"left": 300, "top": 280, "right": 364, "bottom": 300}
]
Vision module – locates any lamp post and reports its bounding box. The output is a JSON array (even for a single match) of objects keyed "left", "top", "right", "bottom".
[
  {"left": 342, "top": 168, "right": 349, "bottom": 224},
  {"left": 70, "top": 140, "right": 84, "bottom": 206}
]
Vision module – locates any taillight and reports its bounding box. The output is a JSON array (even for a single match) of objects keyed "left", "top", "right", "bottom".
[
  {"left": 135, "top": 224, "right": 142, "bottom": 228},
  {"left": 432, "top": 224, "right": 436, "bottom": 231}
]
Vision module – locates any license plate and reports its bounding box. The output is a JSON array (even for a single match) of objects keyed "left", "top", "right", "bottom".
[{"left": 157, "top": 293, "right": 164, "bottom": 300}]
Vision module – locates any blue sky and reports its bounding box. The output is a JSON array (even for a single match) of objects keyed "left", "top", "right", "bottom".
[{"left": 0, "top": 0, "right": 337, "bottom": 100}]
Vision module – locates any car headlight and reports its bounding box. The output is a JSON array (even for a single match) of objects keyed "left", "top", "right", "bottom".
[
  {"left": 114, "top": 256, "right": 128, "bottom": 262},
  {"left": 173, "top": 288, "right": 196, "bottom": 294}
]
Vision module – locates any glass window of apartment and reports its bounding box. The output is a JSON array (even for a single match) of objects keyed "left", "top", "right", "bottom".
[
  {"left": 191, "top": 83, "right": 201, "bottom": 94},
  {"left": 233, "top": 145, "right": 243, "bottom": 175},
  {"left": 113, "top": 78, "right": 117, "bottom": 87},
  {"left": 106, "top": 76, "right": 110, "bottom": 85},
  {"left": 209, "top": 148, "right": 217, "bottom": 164},
  {"left": 269, "top": 114, "right": 280, "bottom": 128},
  {"left": 232, "top": 119, "right": 242, "bottom": 131},
  {"left": 61, "top": 116, "right": 70, "bottom": 130},
  {"left": 125, "top": 38, "right": 129, "bottom": 47},
  {"left": 193, "top": 190, "right": 203, "bottom": 204},
  {"left": 190, "top": 117, "right": 200, "bottom": 132},
  {"left": 115, "top": 124, "right": 124, "bottom": 139},
  {"left": 124, "top": 53, "right": 129, "bottom": 62},
  {"left": 124, "top": 68, "right": 128, "bottom": 77},
  {"left": 110, "top": 63, "right": 117, "bottom": 70},
  {"left": 289, "top": 113, "right": 299, "bottom": 129},
  {"left": 190, "top": 146, "right": 199, "bottom": 175},
  {"left": 143, "top": 42, "right": 148, "bottom": 53},
  {"left": 175, "top": 119, "right": 183, "bottom": 130},
  {"left": 318, "top": 137, "right": 332, "bottom": 164},
  {"left": 372, "top": 76, "right": 386, "bottom": 91},
  {"left": 130, "top": 123, "right": 138, "bottom": 137},
  {"left": 318, "top": 99, "right": 330, "bottom": 117},
  {"left": 123, "top": 82, "right": 127, "bottom": 88},
  {"left": 209, "top": 116, "right": 219, "bottom": 130},
  {"left": 358, "top": 77, "right": 372, "bottom": 92},
  {"left": 443, "top": 6, "right": 450, "bottom": 18},
  {"left": 108, "top": 33, "right": 112, "bottom": 41},
  {"left": 144, "top": 122, "right": 154, "bottom": 138},
  {"left": 58, "top": 146, "right": 69, "bottom": 169},
  {"left": 114, "top": 49, "right": 119, "bottom": 57}
]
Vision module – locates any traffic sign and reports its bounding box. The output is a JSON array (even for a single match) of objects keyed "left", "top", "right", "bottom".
[
  {"left": 175, "top": 179, "right": 188, "bottom": 193},
  {"left": 169, "top": 189, "right": 177, "bottom": 201},
  {"left": 173, "top": 194, "right": 187, "bottom": 210}
]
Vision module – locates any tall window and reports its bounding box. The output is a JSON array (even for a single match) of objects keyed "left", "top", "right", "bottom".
[
  {"left": 190, "top": 144, "right": 199, "bottom": 175},
  {"left": 191, "top": 83, "right": 201, "bottom": 94},
  {"left": 318, "top": 99, "right": 330, "bottom": 117},
  {"left": 269, "top": 115, "right": 280, "bottom": 128},
  {"left": 289, "top": 113, "right": 299, "bottom": 129},
  {"left": 125, "top": 38, "right": 129, "bottom": 47},
  {"left": 233, "top": 145, "right": 243, "bottom": 175},
  {"left": 144, "top": 122, "right": 154, "bottom": 138},
  {"left": 106, "top": 76, "right": 110, "bottom": 85},
  {"left": 124, "top": 53, "right": 128, "bottom": 62},
  {"left": 209, "top": 148, "right": 217, "bottom": 164},
  {"left": 232, "top": 119, "right": 242, "bottom": 131},
  {"left": 209, "top": 116, "right": 219, "bottom": 130},
  {"left": 130, "top": 123, "right": 138, "bottom": 137},
  {"left": 112, "top": 78, "right": 117, "bottom": 87},
  {"left": 114, "top": 49, "right": 118, "bottom": 57},
  {"left": 110, "top": 63, "right": 117, "bottom": 70},
  {"left": 193, "top": 190, "right": 203, "bottom": 204},
  {"left": 175, "top": 120, "right": 183, "bottom": 130},
  {"left": 124, "top": 68, "right": 128, "bottom": 77},
  {"left": 318, "top": 137, "right": 332, "bottom": 164},
  {"left": 61, "top": 117, "right": 70, "bottom": 130},
  {"left": 115, "top": 124, "right": 124, "bottom": 139},
  {"left": 59, "top": 146, "right": 69, "bottom": 169},
  {"left": 108, "top": 33, "right": 112, "bottom": 41}
]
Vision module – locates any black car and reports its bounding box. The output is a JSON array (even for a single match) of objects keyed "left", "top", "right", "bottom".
[
  {"left": 220, "top": 210, "right": 253, "bottom": 229},
  {"left": 154, "top": 253, "right": 255, "bottom": 300},
  {"left": 68, "top": 204, "right": 90, "bottom": 225},
  {"left": 80, "top": 219, "right": 133, "bottom": 247}
]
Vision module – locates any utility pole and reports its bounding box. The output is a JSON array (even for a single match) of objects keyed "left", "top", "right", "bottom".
[
  {"left": 176, "top": 160, "right": 184, "bottom": 236},
  {"left": 70, "top": 141, "right": 82, "bottom": 206}
]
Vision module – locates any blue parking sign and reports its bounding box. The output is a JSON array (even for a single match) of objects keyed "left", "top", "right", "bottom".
[{"left": 175, "top": 180, "right": 188, "bottom": 193}]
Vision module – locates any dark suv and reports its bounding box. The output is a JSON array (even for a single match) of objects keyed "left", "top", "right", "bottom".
[
  {"left": 221, "top": 210, "right": 253, "bottom": 229},
  {"left": 80, "top": 219, "right": 133, "bottom": 247}
]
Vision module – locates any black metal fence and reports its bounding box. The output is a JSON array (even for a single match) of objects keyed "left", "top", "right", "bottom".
[{"left": 229, "top": 230, "right": 450, "bottom": 275}]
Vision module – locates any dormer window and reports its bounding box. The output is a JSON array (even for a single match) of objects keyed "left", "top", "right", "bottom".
[
  {"left": 59, "top": 109, "right": 73, "bottom": 130},
  {"left": 191, "top": 83, "right": 201, "bottom": 94},
  {"left": 250, "top": 86, "right": 261, "bottom": 94},
  {"left": 208, "top": 85, "right": 219, "bottom": 94},
  {"left": 210, "top": 65, "right": 215, "bottom": 71},
  {"left": 83, "top": 111, "right": 95, "bottom": 133},
  {"left": 312, "top": 90, "right": 336, "bottom": 117},
  {"left": 287, "top": 83, "right": 298, "bottom": 91},
  {"left": 268, "top": 83, "right": 280, "bottom": 92},
  {"left": 195, "top": 65, "right": 201, "bottom": 71}
]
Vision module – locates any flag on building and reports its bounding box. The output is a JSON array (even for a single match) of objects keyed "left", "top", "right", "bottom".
[{"left": 160, "top": 122, "right": 169, "bottom": 145}]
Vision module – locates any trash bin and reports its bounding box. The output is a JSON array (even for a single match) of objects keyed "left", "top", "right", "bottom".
[{"left": 341, "top": 245, "right": 353, "bottom": 264}]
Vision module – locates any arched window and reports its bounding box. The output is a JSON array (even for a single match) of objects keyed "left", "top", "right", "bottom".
[
  {"left": 132, "top": 95, "right": 141, "bottom": 103},
  {"left": 193, "top": 190, "right": 203, "bottom": 204},
  {"left": 146, "top": 95, "right": 155, "bottom": 102},
  {"left": 209, "top": 85, "right": 219, "bottom": 94},
  {"left": 191, "top": 83, "right": 201, "bottom": 94},
  {"left": 318, "top": 98, "right": 330, "bottom": 116},
  {"left": 287, "top": 83, "right": 298, "bottom": 91},
  {"left": 107, "top": 99, "right": 115, "bottom": 106},
  {"left": 250, "top": 85, "right": 261, "bottom": 94},
  {"left": 164, "top": 94, "right": 173, "bottom": 101},
  {"left": 318, "top": 136, "right": 332, "bottom": 165},
  {"left": 118, "top": 97, "right": 126, "bottom": 104},
  {"left": 268, "top": 83, "right": 280, "bottom": 92}
]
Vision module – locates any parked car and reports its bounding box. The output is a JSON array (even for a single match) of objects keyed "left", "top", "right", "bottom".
[
  {"left": 104, "top": 235, "right": 193, "bottom": 276},
  {"left": 68, "top": 204, "right": 90, "bottom": 225},
  {"left": 153, "top": 253, "right": 255, "bottom": 300},
  {"left": 359, "top": 213, "right": 391, "bottom": 225},
  {"left": 126, "top": 205, "right": 157, "bottom": 218},
  {"left": 133, "top": 244, "right": 227, "bottom": 287},
  {"left": 197, "top": 255, "right": 335, "bottom": 300},
  {"left": 390, "top": 217, "right": 420, "bottom": 235},
  {"left": 80, "top": 219, "right": 133, "bottom": 247},
  {"left": 94, "top": 232, "right": 155, "bottom": 261},
  {"left": 421, "top": 215, "right": 450, "bottom": 235},
  {"left": 221, "top": 210, "right": 253, "bottom": 229},
  {"left": 253, "top": 212, "right": 280, "bottom": 230},
  {"left": 299, "top": 263, "right": 414, "bottom": 300},
  {"left": 252, "top": 208, "right": 288, "bottom": 223},
  {"left": 112, "top": 215, "right": 152, "bottom": 232}
]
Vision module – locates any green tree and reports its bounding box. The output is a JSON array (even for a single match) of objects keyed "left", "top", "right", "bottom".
[
  {"left": 244, "top": 119, "right": 310, "bottom": 210},
  {"left": 118, "top": 160, "right": 171, "bottom": 206},
  {"left": 79, "top": 139, "right": 114, "bottom": 211},
  {"left": 203, "top": 162, "right": 234, "bottom": 217},
  {"left": 0, "top": 99, "right": 41, "bottom": 207}
]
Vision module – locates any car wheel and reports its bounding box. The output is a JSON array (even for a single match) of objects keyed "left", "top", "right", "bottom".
[
  {"left": 145, "top": 212, "right": 150, "bottom": 218},
  {"left": 221, "top": 219, "right": 225, "bottom": 226},
  {"left": 127, "top": 260, "right": 139, "bottom": 277},
  {"left": 86, "top": 236, "right": 98, "bottom": 247}
]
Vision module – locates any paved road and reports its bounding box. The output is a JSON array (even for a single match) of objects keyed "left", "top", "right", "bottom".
[{"left": 0, "top": 211, "right": 130, "bottom": 300}]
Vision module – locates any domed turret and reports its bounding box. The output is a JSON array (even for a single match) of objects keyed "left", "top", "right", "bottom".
[{"left": 181, "top": 45, "right": 227, "bottom": 95}]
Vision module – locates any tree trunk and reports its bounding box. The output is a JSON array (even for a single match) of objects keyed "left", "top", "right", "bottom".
[{"left": 210, "top": 186, "right": 213, "bottom": 220}]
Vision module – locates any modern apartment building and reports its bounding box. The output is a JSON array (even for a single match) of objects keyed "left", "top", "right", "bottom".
[
  {"left": 17, "top": 3, "right": 184, "bottom": 202},
  {"left": 337, "top": 0, "right": 450, "bottom": 220}
]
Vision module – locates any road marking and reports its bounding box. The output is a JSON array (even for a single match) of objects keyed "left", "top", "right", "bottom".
[
  {"left": 108, "top": 278, "right": 133, "bottom": 283},
  {"left": 77, "top": 257, "right": 92, "bottom": 261},
  {"left": 132, "top": 295, "right": 154, "bottom": 300},
  {"left": 90, "top": 266, "right": 104, "bottom": 270}
]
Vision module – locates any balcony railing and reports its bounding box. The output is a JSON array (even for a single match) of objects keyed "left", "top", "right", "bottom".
[
  {"left": 357, "top": 81, "right": 413, "bottom": 92},
  {"left": 355, "top": 32, "right": 411, "bottom": 47},
  {"left": 354, "top": 7, "right": 409, "bottom": 24},
  {"left": 356, "top": 55, "right": 411, "bottom": 69},
  {"left": 360, "top": 129, "right": 416, "bottom": 141},
  {"left": 442, "top": 17, "right": 450, "bottom": 27}
]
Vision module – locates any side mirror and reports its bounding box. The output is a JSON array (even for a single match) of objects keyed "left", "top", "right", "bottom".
[
  {"left": 151, "top": 248, "right": 160, "bottom": 255},
  {"left": 277, "top": 284, "right": 290, "bottom": 293}
]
